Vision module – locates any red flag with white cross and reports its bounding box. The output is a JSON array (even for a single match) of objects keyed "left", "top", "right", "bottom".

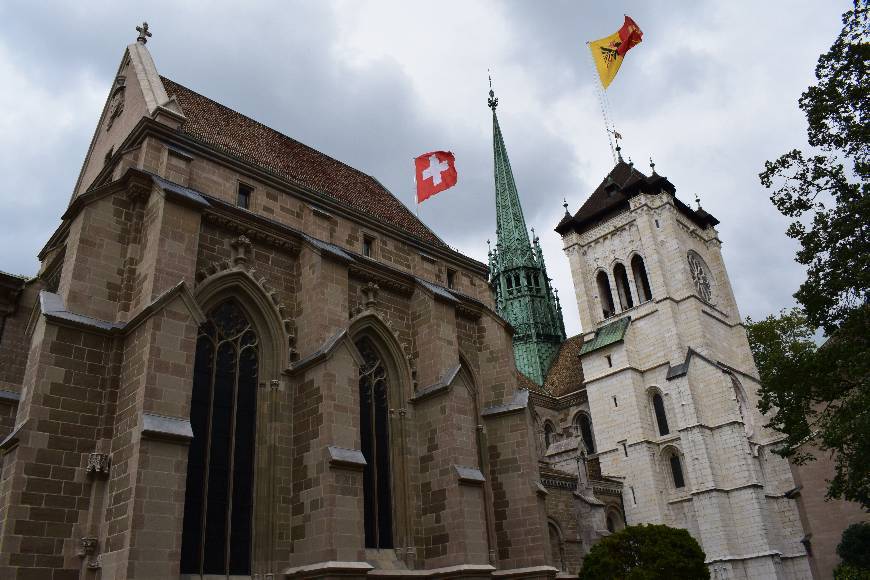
[{"left": 414, "top": 151, "right": 457, "bottom": 203}]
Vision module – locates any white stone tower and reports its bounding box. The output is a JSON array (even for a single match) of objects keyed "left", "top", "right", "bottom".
[{"left": 556, "top": 159, "right": 813, "bottom": 579}]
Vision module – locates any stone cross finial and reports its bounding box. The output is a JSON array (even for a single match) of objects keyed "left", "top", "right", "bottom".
[{"left": 136, "top": 22, "right": 152, "bottom": 44}]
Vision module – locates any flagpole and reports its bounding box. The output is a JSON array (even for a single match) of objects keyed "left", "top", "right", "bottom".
[
  {"left": 586, "top": 41, "right": 616, "bottom": 164},
  {"left": 413, "top": 163, "right": 420, "bottom": 218}
]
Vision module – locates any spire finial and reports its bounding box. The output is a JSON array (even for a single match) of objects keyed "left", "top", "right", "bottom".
[
  {"left": 695, "top": 193, "right": 702, "bottom": 208},
  {"left": 611, "top": 128, "right": 624, "bottom": 162},
  {"left": 487, "top": 70, "right": 498, "bottom": 111},
  {"left": 563, "top": 198, "right": 570, "bottom": 216},
  {"left": 649, "top": 156, "right": 657, "bottom": 174},
  {"left": 136, "top": 22, "right": 152, "bottom": 44}
]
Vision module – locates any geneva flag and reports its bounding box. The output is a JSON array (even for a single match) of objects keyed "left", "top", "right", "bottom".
[
  {"left": 414, "top": 151, "right": 458, "bottom": 203},
  {"left": 589, "top": 16, "right": 643, "bottom": 89}
]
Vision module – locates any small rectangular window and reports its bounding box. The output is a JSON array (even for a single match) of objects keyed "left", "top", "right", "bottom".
[
  {"left": 237, "top": 183, "right": 253, "bottom": 209},
  {"left": 630, "top": 486, "right": 637, "bottom": 505},
  {"left": 621, "top": 441, "right": 628, "bottom": 457},
  {"left": 605, "top": 354, "right": 613, "bottom": 367},
  {"left": 655, "top": 219, "right": 660, "bottom": 228},
  {"left": 446, "top": 269, "right": 456, "bottom": 289},
  {"left": 363, "top": 235, "right": 374, "bottom": 257},
  {"left": 613, "top": 396, "right": 618, "bottom": 408}
]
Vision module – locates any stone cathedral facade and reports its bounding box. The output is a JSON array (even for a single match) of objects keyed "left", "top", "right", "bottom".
[{"left": 0, "top": 30, "right": 580, "bottom": 580}]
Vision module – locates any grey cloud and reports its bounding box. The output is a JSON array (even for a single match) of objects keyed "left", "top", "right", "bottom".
[{"left": 0, "top": 0, "right": 851, "bottom": 335}]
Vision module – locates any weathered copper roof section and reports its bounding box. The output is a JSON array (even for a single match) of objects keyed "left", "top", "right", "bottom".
[
  {"left": 161, "top": 77, "right": 445, "bottom": 247},
  {"left": 555, "top": 160, "right": 719, "bottom": 235},
  {"left": 580, "top": 317, "right": 631, "bottom": 355},
  {"left": 542, "top": 334, "right": 585, "bottom": 396}
]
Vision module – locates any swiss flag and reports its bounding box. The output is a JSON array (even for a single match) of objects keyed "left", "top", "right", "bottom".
[{"left": 414, "top": 151, "right": 457, "bottom": 203}]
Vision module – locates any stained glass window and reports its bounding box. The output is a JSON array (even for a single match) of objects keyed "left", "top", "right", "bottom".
[
  {"left": 356, "top": 337, "right": 393, "bottom": 549},
  {"left": 181, "top": 299, "right": 258, "bottom": 576}
]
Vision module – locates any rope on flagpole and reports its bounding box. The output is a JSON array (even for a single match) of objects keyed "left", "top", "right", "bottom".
[{"left": 586, "top": 42, "right": 616, "bottom": 164}]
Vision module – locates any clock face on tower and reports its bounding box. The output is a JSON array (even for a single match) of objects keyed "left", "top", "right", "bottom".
[{"left": 687, "top": 250, "right": 714, "bottom": 303}]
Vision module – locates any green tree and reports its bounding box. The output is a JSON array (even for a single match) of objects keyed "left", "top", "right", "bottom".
[
  {"left": 578, "top": 524, "right": 709, "bottom": 580},
  {"left": 837, "top": 522, "right": 870, "bottom": 570},
  {"left": 754, "top": 0, "right": 869, "bottom": 507}
]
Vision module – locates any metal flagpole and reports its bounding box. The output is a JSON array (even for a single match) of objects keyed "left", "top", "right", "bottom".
[
  {"left": 586, "top": 41, "right": 617, "bottom": 164},
  {"left": 413, "top": 161, "right": 420, "bottom": 218}
]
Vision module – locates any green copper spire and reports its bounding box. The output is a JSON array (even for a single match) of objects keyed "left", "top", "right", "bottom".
[{"left": 487, "top": 84, "right": 566, "bottom": 386}]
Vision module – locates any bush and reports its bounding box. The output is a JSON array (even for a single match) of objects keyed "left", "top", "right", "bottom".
[
  {"left": 834, "top": 563, "right": 870, "bottom": 580},
  {"left": 579, "top": 524, "right": 709, "bottom": 580},
  {"left": 837, "top": 522, "right": 870, "bottom": 570}
]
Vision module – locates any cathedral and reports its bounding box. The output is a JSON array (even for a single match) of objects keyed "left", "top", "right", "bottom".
[{"left": 0, "top": 25, "right": 824, "bottom": 580}]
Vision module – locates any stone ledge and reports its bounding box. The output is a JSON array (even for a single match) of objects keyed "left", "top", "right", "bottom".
[
  {"left": 454, "top": 465, "right": 485, "bottom": 485},
  {"left": 327, "top": 445, "right": 367, "bottom": 470},
  {"left": 411, "top": 365, "right": 460, "bottom": 403},
  {"left": 141, "top": 412, "right": 193, "bottom": 442},
  {"left": 0, "top": 389, "right": 21, "bottom": 403},
  {"left": 282, "top": 560, "right": 374, "bottom": 579},
  {"left": 491, "top": 565, "right": 559, "bottom": 579},
  {"left": 368, "top": 563, "right": 495, "bottom": 578},
  {"left": 482, "top": 389, "right": 529, "bottom": 418}
]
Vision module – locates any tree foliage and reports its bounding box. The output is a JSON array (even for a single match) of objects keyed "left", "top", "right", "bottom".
[
  {"left": 578, "top": 524, "right": 709, "bottom": 580},
  {"left": 754, "top": 1, "right": 869, "bottom": 507},
  {"left": 837, "top": 522, "right": 870, "bottom": 570}
]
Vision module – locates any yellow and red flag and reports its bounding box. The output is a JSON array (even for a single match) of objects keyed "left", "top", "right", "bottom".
[{"left": 588, "top": 16, "right": 643, "bottom": 89}]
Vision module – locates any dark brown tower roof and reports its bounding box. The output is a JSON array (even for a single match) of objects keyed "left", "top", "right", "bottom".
[{"left": 555, "top": 160, "right": 719, "bottom": 236}]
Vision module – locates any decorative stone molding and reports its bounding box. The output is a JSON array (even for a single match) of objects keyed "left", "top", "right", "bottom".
[
  {"left": 361, "top": 282, "right": 379, "bottom": 310},
  {"left": 79, "top": 537, "right": 101, "bottom": 568},
  {"left": 79, "top": 537, "right": 98, "bottom": 557},
  {"left": 85, "top": 453, "right": 110, "bottom": 477},
  {"left": 348, "top": 265, "right": 414, "bottom": 297},
  {"left": 201, "top": 211, "right": 302, "bottom": 255},
  {"left": 230, "top": 235, "right": 252, "bottom": 267}
]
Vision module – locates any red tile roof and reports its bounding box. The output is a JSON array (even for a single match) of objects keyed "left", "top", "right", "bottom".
[
  {"left": 542, "top": 334, "right": 585, "bottom": 396},
  {"left": 161, "top": 77, "right": 445, "bottom": 247}
]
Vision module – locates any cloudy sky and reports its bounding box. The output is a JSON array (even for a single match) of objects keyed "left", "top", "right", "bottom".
[{"left": 0, "top": 1, "right": 849, "bottom": 335}]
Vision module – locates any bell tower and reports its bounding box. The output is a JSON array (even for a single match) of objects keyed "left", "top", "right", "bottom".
[
  {"left": 486, "top": 86, "right": 565, "bottom": 386},
  {"left": 556, "top": 159, "right": 813, "bottom": 579}
]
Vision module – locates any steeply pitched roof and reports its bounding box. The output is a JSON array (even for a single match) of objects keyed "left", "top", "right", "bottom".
[
  {"left": 161, "top": 77, "right": 445, "bottom": 247},
  {"left": 542, "top": 334, "right": 585, "bottom": 397},
  {"left": 555, "top": 160, "right": 718, "bottom": 235}
]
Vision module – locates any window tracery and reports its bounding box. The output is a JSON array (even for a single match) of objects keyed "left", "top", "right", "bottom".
[
  {"left": 356, "top": 336, "right": 394, "bottom": 549},
  {"left": 181, "top": 299, "right": 258, "bottom": 576},
  {"left": 687, "top": 250, "right": 714, "bottom": 303}
]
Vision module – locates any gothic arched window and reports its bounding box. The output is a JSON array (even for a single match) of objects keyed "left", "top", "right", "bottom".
[
  {"left": 573, "top": 412, "right": 596, "bottom": 454},
  {"left": 543, "top": 421, "right": 556, "bottom": 448},
  {"left": 631, "top": 255, "right": 653, "bottom": 303},
  {"left": 613, "top": 263, "right": 634, "bottom": 310},
  {"left": 356, "top": 337, "right": 394, "bottom": 549},
  {"left": 181, "top": 299, "right": 258, "bottom": 576},
  {"left": 651, "top": 391, "right": 670, "bottom": 436},
  {"left": 666, "top": 449, "right": 686, "bottom": 489},
  {"left": 596, "top": 271, "right": 616, "bottom": 319}
]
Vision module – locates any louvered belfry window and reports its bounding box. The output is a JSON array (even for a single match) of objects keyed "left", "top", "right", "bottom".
[
  {"left": 181, "top": 299, "right": 258, "bottom": 576},
  {"left": 356, "top": 337, "right": 394, "bottom": 549}
]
